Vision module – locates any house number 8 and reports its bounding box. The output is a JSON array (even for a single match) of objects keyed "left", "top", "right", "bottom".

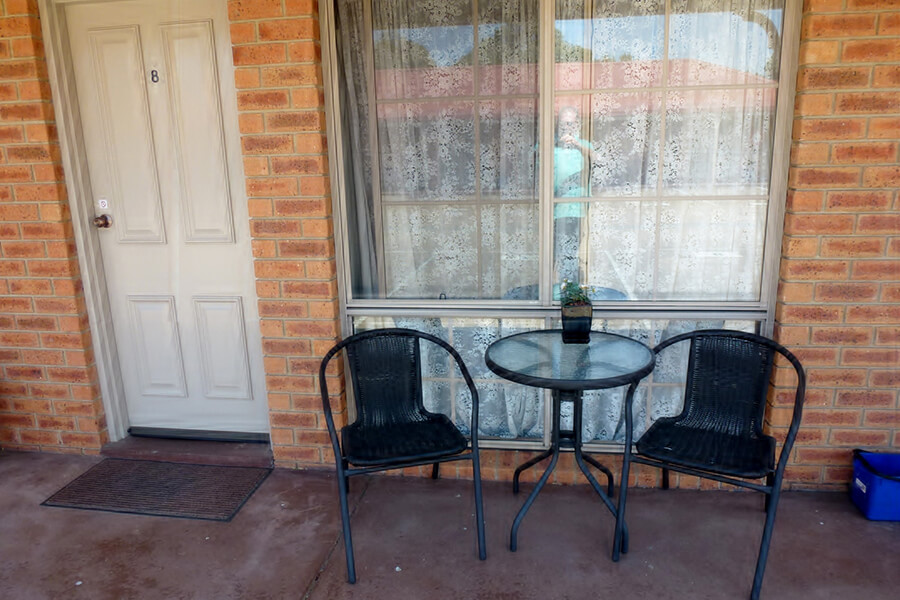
[{"left": 150, "top": 69, "right": 159, "bottom": 83}]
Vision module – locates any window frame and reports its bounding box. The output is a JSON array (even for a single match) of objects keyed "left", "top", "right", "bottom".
[{"left": 320, "top": 0, "right": 803, "bottom": 450}]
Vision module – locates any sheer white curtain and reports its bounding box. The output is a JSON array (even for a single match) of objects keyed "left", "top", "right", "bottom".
[
  {"left": 337, "top": 0, "right": 541, "bottom": 300},
  {"left": 554, "top": 0, "right": 782, "bottom": 302}
]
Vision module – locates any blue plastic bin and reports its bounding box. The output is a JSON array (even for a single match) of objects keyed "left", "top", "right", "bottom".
[{"left": 850, "top": 449, "right": 900, "bottom": 521}]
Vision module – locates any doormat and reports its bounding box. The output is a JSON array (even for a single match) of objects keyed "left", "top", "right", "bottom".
[{"left": 42, "top": 458, "right": 271, "bottom": 522}]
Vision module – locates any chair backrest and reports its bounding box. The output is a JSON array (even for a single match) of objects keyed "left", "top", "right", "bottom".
[
  {"left": 655, "top": 330, "right": 805, "bottom": 440},
  {"left": 345, "top": 331, "right": 428, "bottom": 427},
  {"left": 320, "top": 328, "right": 479, "bottom": 431}
]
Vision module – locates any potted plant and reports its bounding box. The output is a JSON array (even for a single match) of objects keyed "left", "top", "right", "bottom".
[{"left": 560, "top": 279, "right": 593, "bottom": 344}]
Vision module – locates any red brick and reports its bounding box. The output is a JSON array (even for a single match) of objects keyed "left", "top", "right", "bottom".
[
  {"left": 841, "top": 39, "right": 900, "bottom": 63},
  {"left": 237, "top": 90, "right": 290, "bottom": 110},
  {"left": 832, "top": 142, "right": 897, "bottom": 165},
  {"left": 798, "top": 66, "right": 870, "bottom": 90},
  {"left": 852, "top": 261, "right": 899, "bottom": 280},
  {"left": 830, "top": 429, "right": 891, "bottom": 447},
  {"left": 241, "top": 135, "right": 293, "bottom": 155},
  {"left": 790, "top": 167, "right": 860, "bottom": 188},
  {"left": 835, "top": 390, "right": 895, "bottom": 408},
  {"left": 870, "top": 371, "right": 900, "bottom": 387},
  {"left": 801, "top": 15, "right": 877, "bottom": 38},
  {"left": 864, "top": 411, "right": 900, "bottom": 427},
  {"left": 825, "top": 191, "right": 892, "bottom": 211},
  {"left": 868, "top": 117, "right": 900, "bottom": 139},
  {"left": 873, "top": 65, "right": 900, "bottom": 88},
  {"left": 284, "top": 320, "right": 337, "bottom": 338},
  {"left": 19, "top": 429, "right": 61, "bottom": 446},
  {"left": 228, "top": 0, "right": 283, "bottom": 20},
  {"left": 246, "top": 177, "right": 298, "bottom": 197},
  {"left": 842, "top": 348, "right": 899, "bottom": 366},
  {"left": 791, "top": 142, "right": 829, "bottom": 165},
  {"left": 821, "top": 238, "right": 885, "bottom": 258},
  {"left": 807, "top": 368, "right": 868, "bottom": 387},
  {"left": 780, "top": 259, "right": 849, "bottom": 280},
  {"left": 232, "top": 43, "right": 286, "bottom": 66},
  {"left": 277, "top": 240, "right": 330, "bottom": 258},
  {"left": 814, "top": 283, "right": 879, "bottom": 302},
  {"left": 859, "top": 215, "right": 900, "bottom": 234},
  {"left": 273, "top": 198, "right": 329, "bottom": 217},
  {"left": 847, "top": 305, "right": 900, "bottom": 323},
  {"left": 258, "top": 19, "right": 317, "bottom": 41},
  {"left": 863, "top": 167, "right": 900, "bottom": 188},
  {"left": 802, "top": 409, "right": 861, "bottom": 427},
  {"left": 282, "top": 280, "right": 335, "bottom": 299},
  {"left": 793, "top": 118, "right": 866, "bottom": 141},
  {"left": 798, "top": 41, "right": 839, "bottom": 65},
  {"left": 250, "top": 219, "right": 301, "bottom": 237},
  {"left": 229, "top": 22, "right": 256, "bottom": 44},
  {"left": 795, "top": 448, "right": 854, "bottom": 466},
  {"left": 778, "top": 282, "right": 814, "bottom": 302},
  {"left": 876, "top": 327, "right": 900, "bottom": 345},
  {"left": 881, "top": 13, "right": 900, "bottom": 35},
  {"left": 837, "top": 92, "right": 900, "bottom": 115},
  {"left": 264, "top": 111, "right": 322, "bottom": 132}
]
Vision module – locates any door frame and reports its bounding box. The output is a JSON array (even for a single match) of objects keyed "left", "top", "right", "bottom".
[
  {"left": 38, "top": 0, "right": 264, "bottom": 441},
  {"left": 40, "top": 0, "right": 130, "bottom": 440}
]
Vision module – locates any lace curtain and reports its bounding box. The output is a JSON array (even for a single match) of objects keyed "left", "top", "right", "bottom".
[
  {"left": 337, "top": 0, "right": 540, "bottom": 300},
  {"left": 553, "top": 0, "right": 782, "bottom": 301}
]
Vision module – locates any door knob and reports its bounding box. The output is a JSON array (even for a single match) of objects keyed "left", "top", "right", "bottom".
[{"left": 93, "top": 214, "right": 112, "bottom": 228}]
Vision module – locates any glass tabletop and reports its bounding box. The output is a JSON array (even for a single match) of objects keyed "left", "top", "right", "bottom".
[{"left": 485, "top": 330, "right": 655, "bottom": 391}]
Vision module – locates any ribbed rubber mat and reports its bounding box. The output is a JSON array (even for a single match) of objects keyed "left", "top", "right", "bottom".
[{"left": 42, "top": 458, "right": 271, "bottom": 521}]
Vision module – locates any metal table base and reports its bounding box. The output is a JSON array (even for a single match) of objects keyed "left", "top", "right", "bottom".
[{"left": 509, "top": 387, "right": 632, "bottom": 560}]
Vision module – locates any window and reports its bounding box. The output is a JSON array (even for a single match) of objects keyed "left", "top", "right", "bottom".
[{"left": 326, "top": 0, "right": 793, "bottom": 447}]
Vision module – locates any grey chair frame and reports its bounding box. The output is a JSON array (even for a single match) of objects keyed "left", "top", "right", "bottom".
[
  {"left": 614, "top": 329, "right": 806, "bottom": 600},
  {"left": 319, "top": 328, "right": 487, "bottom": 583}
]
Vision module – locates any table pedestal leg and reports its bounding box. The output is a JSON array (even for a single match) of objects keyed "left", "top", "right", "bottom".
[
  {"left": 613, "top": 382, "right": 639, "bottom": 561},
  {"left": 510, "top": 391, "right": 562, "bottom": 552},
  {"left": 512, "top": 448, "right": 554, "bottom": 494}
]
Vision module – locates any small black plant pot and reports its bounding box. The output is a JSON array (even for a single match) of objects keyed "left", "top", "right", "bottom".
[{"left": 561, "top": 303, "right": 592, "bottom": 344}]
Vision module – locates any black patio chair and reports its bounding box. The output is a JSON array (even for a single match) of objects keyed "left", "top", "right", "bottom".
[
  {"left": 319, "top": 328, "right": 487, "bottom": 583},
  {"left": 614, "top": 329, "right": 805, "bottom": 600}
]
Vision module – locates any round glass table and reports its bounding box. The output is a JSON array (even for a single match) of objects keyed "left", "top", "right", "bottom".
[{"left": 484, "top": 329, "right": 655, "bottom": 558}]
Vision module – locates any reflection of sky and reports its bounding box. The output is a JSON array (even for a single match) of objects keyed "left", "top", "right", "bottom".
[
  {"left": 558, "top": 11, "right": 783, "bottom": 76},
  {"left": 375, "top": 11, "right": 783, "bottom": 76}
]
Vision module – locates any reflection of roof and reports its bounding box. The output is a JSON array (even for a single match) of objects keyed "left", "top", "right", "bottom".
[{"left": 375, "top": 59, "right": 777, "bottom": 107}]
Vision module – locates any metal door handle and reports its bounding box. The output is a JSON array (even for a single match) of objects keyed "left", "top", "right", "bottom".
[{"left": 93, "top": 214, "right": 112, "bottom": 228}]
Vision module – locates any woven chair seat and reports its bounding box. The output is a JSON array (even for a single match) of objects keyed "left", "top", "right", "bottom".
[
  {"left": 637, "top": 418, "right": 776, "bottom": 478},
  {"left": 341, "top": 414, "right": 468, "bottom": 466}
]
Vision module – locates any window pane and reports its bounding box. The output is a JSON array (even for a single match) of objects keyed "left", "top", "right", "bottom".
[
  {"left": 340, "top": 0, "right": 540, "bottom": 299},
  {"left": 353, "top": 316, "right": 546, "bottom": 440},
  {"left": 669, "top": 0, "right": 783, "bottom": 86},
  {"left": 373, "top": 0, "right": 475, "bottom": 99},
  {"left": 569, "top": 198, "right": 766, "bottom": 301},
  {"left": 663, "top": 88, "right": 776, "bottom": 196}
]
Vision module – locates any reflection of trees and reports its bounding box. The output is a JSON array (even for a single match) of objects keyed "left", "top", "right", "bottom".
[
  {"left": 555, "top": 29, "right": 593, "bottom": 63},
  {"left": 373, "top": 37, "right": 435, "bottom": 69},
  {"left": 453, "top": 27, "right": 590, "bottom": 66}
]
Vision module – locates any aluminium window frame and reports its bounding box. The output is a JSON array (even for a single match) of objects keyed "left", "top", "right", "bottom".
[{"left": 320, "top": 0, "right": 803, "bottom": 452}]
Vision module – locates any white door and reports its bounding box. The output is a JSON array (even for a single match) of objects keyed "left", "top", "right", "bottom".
[{"left": 66, "top": 0, "right": 269, "bottom": 434}]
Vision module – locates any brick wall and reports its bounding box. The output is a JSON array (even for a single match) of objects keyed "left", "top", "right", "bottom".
[
  {"left": 227, "top": 0, "right": 344, "bottom": 469},
  {"left": 775, "top": 0, "right": 899, "bottom": 489},
  {"left": 0, "top": 0, "right": 106, "bottom": 453}
]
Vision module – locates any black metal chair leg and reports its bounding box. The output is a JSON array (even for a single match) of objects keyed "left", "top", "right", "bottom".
[
  {"left": 662, "top": 468, "right": 669, "bottom": 490},
  {"left": 471, "top": 455, "right": 487, "bottom": 560},
  {"left": 513, "top": 447, "right": 553, "bottom": 494},
  {"left": 336, "top": 471, "right": 356, "bottom": 583},
  {"left": 751, "top": 478, "right": 782, "bottom": 600},
  {"left": 582, "top": 453, "right": 615, "bottom": 496},
  {"left": 764, "top": 473, "right": 774, "bottom": 511},
  {"left": 432, "top": 463, "right": 440, "bottom": 479}
]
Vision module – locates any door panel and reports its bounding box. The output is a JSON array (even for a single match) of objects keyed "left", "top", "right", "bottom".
[
  {"left": 160, "top": 20, "right": 235, "bottom": 243},
  {"left": 67, "top": 0, "right": 269, "bottom": 433},
  {"left": 87, "top": 25, "right": 166, "bottom": 243}
]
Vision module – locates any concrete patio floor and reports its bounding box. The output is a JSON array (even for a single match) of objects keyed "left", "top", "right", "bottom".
[{"left": 1, "top": 450, "right": 898, "bottom": 599}]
